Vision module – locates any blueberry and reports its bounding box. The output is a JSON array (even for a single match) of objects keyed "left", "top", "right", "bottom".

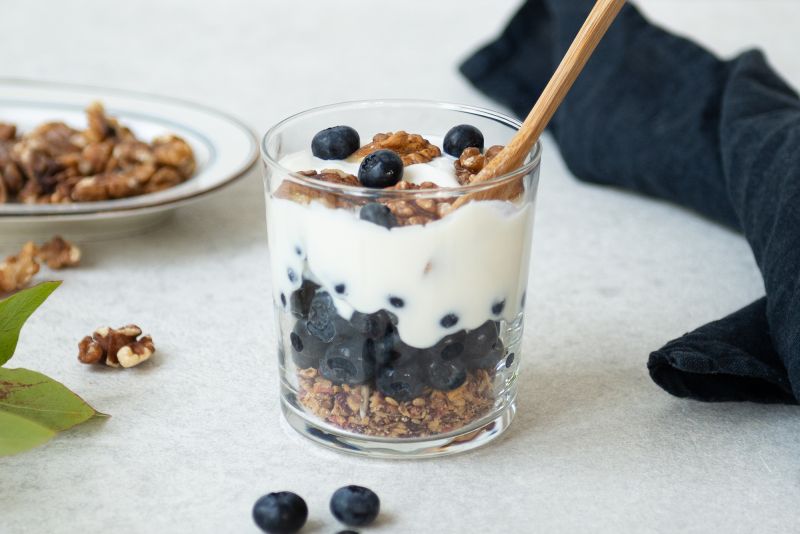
[
  {"left": 287, "top": 268, "right": 298, "bottom": 283},
  {"left": 290, "top": 280, "right": 319, "bottom": 319},
  {"left": 388, "top": 296, "right": 404, "bottom": 308},
  {"left": 491, "top": 299, "right": 506, "bottom": 316},
  {"left": 463, "top": 320, "right": 499, "bottom": 357},
  {"left": 376, "top": 364, "right": 426, "bottom": 402},
  {"left": 358, "top": 149, "right": 403, "bottom": 188},
  {"left": 350, "top": 311, "right": 390, "bottom": 340},
  {"left": 359, "top": 203, "right": 397, "bottom": 229},
  {"left": 426, "top": 330, "right": 466, "bottom": 361},
  {"left": 319, "top": 338, "right": 376, "bottom": 385},
  {"left": 307, "top": 292, "right": 337, "bottom": 342},
  {"left": 290, "top": 320, "right": 328, "bottom": 369},
  {"left": 440, "top": 313, "right": 459, "bottom": 329},
  {"left": 252, "top": 492, "right": 308, "bottom": 534},
  {"left": 375, "top": 332, "right": 421, "bottom": 368},
  {"left": 330, "top": 486, "right": 380, "bottom": 527},
  {"left": 505, "top": 353, "right": 516, "bottom": 368},
  {"left": 280, "top": 293, "right": 287, "bottom": 307},
  {"left": 335, "top": 283, "right": 346, "bottom": 295},
  {"left": 464, "top": 321, "right": 506, "bottom": 370},
  {"left": 443, "top": 124, "right": 484, "bottom": 157},
  {"left": 311, "top": 125, "right": 360, "bottom": 160},
  {"left": 425, "top": 358, "right": 467, "bottom": 391}
]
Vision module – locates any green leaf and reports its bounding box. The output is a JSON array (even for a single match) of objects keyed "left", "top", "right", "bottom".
[
  {"left": 0, "top": 281, "right": 61, "bottom": 366},
  {"left": 0, "top": 411, "right": 55, "bottom": 456},
  {"left": 0, "top": 367, "right": 104, "bottom": 433}
]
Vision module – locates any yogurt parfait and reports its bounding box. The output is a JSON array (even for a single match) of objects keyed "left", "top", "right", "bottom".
[{"left": 262, "top": 101, "right": 540, "bottom": 457}]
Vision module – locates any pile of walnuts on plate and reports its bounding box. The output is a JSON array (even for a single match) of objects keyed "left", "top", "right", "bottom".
[{"left": 0, "top": 101, "right": 196, "bottom": 204}]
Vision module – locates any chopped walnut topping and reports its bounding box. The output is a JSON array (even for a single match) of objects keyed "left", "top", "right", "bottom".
[
  {"left": 297, "top": 368, "right": 495, "bottom": 438},
  {"left": 454, "top": 145, "right": 503, "bottom": 185},
  {"left": 0, "top": 242, "right": 40, "bottom": 293},
  {"left": 275, "top": 169, "right": 361, "bottom": 209},
  {"left": 354, "top": 131, "right": 442, "bottom": 165},
  {"left": 0, "top": 101, "right": 194, "bottom": 204},
  {"left": 78, "top": 325, "right": 155, "bottom": 368},
  {"left": 380, "top": 181, "right": 454, "bottom": 226},
  {"left": 36, "top": 236, "right": 81, "bottom": 269}
]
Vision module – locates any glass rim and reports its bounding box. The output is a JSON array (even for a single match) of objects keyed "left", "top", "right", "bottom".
[{"left": 261, "top": 99, "right": 542, "bottom": 199}]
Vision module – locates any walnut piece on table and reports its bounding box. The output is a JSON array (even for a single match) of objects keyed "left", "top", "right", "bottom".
[
  {"left": 354, "top": 131, "right": 442, "bottom": 166},
  {"left": 36, "top": 236, "right": 81, "bottom": 269},
  {"left": 78, "top": 325, "right": 155, "bottom": 368},
  {"left": 0, "top": 242, "right": 40, "bottom": 293},
  {"left": 0, "top": 236, "right": 81, "bottom": 294}
]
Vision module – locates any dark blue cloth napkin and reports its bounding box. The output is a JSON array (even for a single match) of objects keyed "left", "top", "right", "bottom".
[{"left": 460, "top": 0, "right": 800, "bottom": 404}]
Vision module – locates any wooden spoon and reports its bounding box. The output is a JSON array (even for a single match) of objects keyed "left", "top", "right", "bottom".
[{"left": 454, "top": 0, "right": 626, "bottom": 207}]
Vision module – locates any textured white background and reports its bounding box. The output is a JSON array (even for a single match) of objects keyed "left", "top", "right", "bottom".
[{"left": 2, "top": 1, "right": 799, "bottom": 533}]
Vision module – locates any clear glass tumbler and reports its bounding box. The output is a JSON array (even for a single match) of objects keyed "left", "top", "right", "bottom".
[{"left": 261, "top": 100, "right": 541, "bottom": 458}]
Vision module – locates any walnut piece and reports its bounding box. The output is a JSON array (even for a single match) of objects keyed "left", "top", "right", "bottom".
[
  {"left": 0, "top": 242, "right": 40, "bottom": 293},
  {"left": 78, "top": 325, "right": 155, "bottom": 368},
  {"left": 274, "top": 169, "right": 361, "bottom": 209},
  {"left": 354, "top": 131, "right": 442, "bottom": 165},
  {"left": 381, "top": 181, "right": 454, "bottom": 226},
  {"left": 454, "top": 145, "right": 503, "bottom": 185},
  {"left": 36, "top": 236, "right": 81, "bottom": 269}
]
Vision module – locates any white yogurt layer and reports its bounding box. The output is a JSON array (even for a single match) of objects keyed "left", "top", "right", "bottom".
[{"left": 267, "top": 148, "right": 534, "bottom": 349}]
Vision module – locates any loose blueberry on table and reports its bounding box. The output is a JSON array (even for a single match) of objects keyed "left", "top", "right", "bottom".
[
  {"left": 252, "top": 492, "right": 308, "bottom": 534},
  {"left": 330, "top": 485, "right": 381, "bottom": 527}
]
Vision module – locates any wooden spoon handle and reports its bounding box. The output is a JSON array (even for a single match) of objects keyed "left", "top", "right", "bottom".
[{"left": 473, "top": 0, "right": 626, "bottom": 184}]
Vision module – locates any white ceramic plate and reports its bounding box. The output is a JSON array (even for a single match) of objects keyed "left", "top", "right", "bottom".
[{"left": 0, "top": 79, "right": 258, "bottom": 242}]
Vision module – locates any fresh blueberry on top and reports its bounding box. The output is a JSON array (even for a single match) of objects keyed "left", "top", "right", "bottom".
[
  {"left": 443, "top": 124, "right": 484, "bottom": 157},
  {"left": 252, "top": 491, "right": 308, "bottom": 534},
  {"left": 425, "top": 358, "right": 467, "bottom": 391},
  {"left": 330, "top": 486, "right": 381, "bottom": 527},
  {"left": 359, "top": 202, "right": 397, "bottom": 229},
  {"left": 311, "top": 125, "right": 360, "bottom": 160},
  {"left": 319, "top": 338, "right": 376, "bottom": 385},
  {"left": 376, "top": 364, "right": 426, "bottom": 402},
  {"left": 358, "top": 149, "right": 403, "bottom": 188}
]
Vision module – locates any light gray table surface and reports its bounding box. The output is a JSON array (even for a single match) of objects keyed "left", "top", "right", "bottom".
[{"left": 1, "top": 1, "right": 799, "bottom": 533}]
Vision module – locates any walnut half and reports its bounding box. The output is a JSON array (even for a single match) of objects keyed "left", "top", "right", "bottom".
[
  {"left": 78, "top": 325, "right": 155, "bottom": 368},
  {"left": 354, "top": 131, "right": 442, "bottom": 166}
]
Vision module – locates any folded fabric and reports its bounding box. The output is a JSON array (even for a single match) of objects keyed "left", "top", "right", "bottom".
[{"left": 460, "top": 0, "right": 800, "bottom": 403}]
